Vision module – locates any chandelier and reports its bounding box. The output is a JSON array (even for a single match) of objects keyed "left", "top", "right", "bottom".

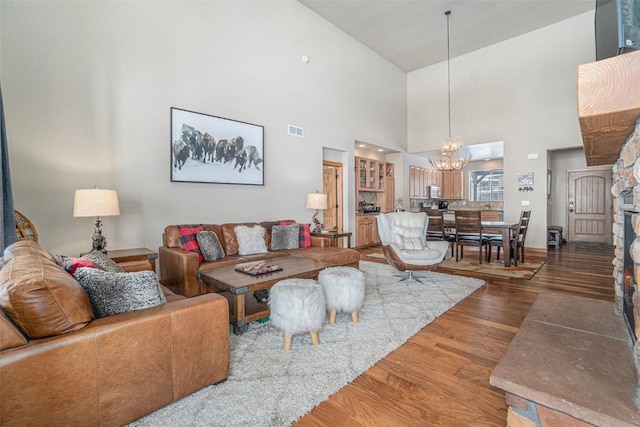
[{"left": 429, "top": 10, "right": 471, "bottom": 172}]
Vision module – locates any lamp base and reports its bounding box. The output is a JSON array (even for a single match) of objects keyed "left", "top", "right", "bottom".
[
  {"left": 311, "top": 210, "right": 324, "bottom": 233},
  {"left": 91, "top": 217, "right": 108, "bottom": 253}
]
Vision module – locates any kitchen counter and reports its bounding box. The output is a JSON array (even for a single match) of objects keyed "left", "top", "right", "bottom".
[{"left": 421, "top": 208, "right": 503, "bottom": 212}]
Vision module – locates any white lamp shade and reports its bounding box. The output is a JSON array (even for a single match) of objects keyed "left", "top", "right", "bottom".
[
  {"left": 306, "top": 193, "right": 328, "bottom": 210},
  {"left": 73, "top": 189, "right": 120, "bottom": 218}
]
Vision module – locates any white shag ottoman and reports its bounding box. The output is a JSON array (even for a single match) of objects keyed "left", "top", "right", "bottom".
[
  {"left": 317, "top": 266, "right": 365, "bottom": 324},
  {"left": 269, "top": 278, "right": 326, "bottom": 350}
]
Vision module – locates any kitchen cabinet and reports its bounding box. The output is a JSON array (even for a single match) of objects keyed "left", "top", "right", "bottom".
[
  {"left": 357, "top": 157, "right": 377, "bottom": 191},
  {"left": 409, "top": 166, "right": 443, "bottom": 199},
  {"left": 384, "top": 164, "right": 394, "bottom": 212},
  {"left": 356, "top": 215, "right": 380, "bottom": 247},
  {"left": 442, "top": 171, "right": 464, "bottom": 199},
  {"left": 356, "top": 156, "right": 394, "bottom": 213},
  {"left": 356, "top": 157, "right": 387, "bottom": 192},
  {"left": 409, "top": 166, "right": 418, "bottom": 197}
]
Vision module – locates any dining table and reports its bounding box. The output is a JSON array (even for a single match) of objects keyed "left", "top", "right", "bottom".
[
  {"left": 481, "top": 221, "right": 519, "bottom": 267},
  {"left": 443, "top": 218, "right": 519, "bottom": 267}
]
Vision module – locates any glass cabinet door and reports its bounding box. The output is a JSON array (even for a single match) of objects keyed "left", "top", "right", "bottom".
[
  {"left": 358, "top": 158, "right": 367, "bottom": 189},
  {"left": 378, "top": 163, "right": 385, "bottom": 190},
  {"left": 369, "top": 160, "right": 376, "bottom": 189}
]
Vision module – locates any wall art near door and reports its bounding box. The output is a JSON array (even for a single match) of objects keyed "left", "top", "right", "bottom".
[{"left": 171, "top": 107, "right": 264, "bottom": 185}]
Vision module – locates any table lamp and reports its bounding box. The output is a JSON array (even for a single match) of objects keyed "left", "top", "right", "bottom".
[
  {"left": 73, "top": 188, "right": 120, "bottom": 253},
  {"left": 306, "top": 192, "right": 328, "bottom": 233}
]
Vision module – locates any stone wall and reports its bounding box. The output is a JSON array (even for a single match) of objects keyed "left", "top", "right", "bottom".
[
  {"left": 611, "top": 118, "right": 640, "bottom": 379},
  {"left": 612, "top": 118, "right": 640, "bottom": 312}
]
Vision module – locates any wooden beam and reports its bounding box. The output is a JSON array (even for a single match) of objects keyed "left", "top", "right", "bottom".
[{"left": 578, "top": 50, "right": 640, "bottom": 166}]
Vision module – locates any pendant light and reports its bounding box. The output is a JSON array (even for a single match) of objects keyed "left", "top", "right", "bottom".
[{"left": 429, "top": 10, "right": 471, "bottom": 171}]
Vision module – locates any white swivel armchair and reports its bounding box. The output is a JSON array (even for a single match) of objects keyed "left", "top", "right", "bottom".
[{"left": 376, "top": 212, "right": 450, "bottom": 283}]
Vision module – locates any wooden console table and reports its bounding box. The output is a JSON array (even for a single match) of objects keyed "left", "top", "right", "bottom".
[
  {"left": 107, "top": 248, "right": 158, "bottom": 272},
  {"left": 310, "top": 231, "right": 352, "bottom": 248}
]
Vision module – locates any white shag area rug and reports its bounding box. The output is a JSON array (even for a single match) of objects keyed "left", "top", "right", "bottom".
[{"left": 131, "top": 261, "right": 484, "bottom": 427}]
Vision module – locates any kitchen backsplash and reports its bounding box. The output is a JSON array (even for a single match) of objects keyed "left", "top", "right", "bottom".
[
  {"left": 409, "top": 199, "right": 504, "bottom": 211},
  {"left": 358, "top": 193, "right": 378, "bottom": 206}
]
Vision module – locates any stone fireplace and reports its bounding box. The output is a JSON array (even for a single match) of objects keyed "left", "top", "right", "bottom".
[{"left": 612, "top": 118, "right": 640, "bottom": 363}]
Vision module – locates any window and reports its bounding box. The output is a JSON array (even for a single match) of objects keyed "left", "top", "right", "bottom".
[{"left": 469, "top": 169, "right": 503, "bottom": 201}]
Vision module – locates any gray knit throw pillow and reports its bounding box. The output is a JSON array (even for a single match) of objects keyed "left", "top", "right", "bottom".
[
  {"left": 74, "top": 268, "right": 166, "bottom": 318},
  {"left": 197, "top": 231, "right": 225, "bottom": 262},
  {"left": 271, "top": 225, "right": 300, "bottom": 250},
  {"left": 80, "top": 250, "right": 125, "bottom": 273}
]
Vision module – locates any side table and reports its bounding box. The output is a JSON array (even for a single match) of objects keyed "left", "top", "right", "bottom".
[
  {"left": 107, "top": 248, "right": 158, "bottom": 273},
  {"left": 310, "top": 231, "right": 352, "bottom": 248}
]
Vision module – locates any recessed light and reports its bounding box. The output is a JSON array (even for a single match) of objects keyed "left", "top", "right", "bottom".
[
  {"left": 485, "top": 158, "right": 491, "bottom": 161},
  {"left": 358, "top": 144, "right": 366, "bottom": 148},
  {"left": 378, "top": 149, "right": 384, "bottom": 152}
]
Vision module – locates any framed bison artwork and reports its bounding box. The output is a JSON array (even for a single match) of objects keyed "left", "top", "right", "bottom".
[{"left": 170, "top": 107, "right": 264, "bottom": 185}]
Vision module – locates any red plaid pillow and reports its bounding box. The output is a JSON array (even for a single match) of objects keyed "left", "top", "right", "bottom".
[
  {"left": 178, "top": 225, "right": 205, "bottom": 262},
  {"left": 279, "top": 222, "right": 311, "bottom": 248}
]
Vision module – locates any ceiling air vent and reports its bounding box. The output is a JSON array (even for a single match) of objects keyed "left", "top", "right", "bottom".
[{"left": 288, "top": 125, "right": 304, "bottom": 137}]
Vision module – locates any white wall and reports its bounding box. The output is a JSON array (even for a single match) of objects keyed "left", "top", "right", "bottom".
[
  {"left": 0, "top": 1, "right": 407, "bottom": 256},
  {"left": 407, "top": 11, "right": 595, "bottom": 248}
]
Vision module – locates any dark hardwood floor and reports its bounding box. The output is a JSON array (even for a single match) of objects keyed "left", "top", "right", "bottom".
[{"left": 294, "top": 242, "right": 615, "bottom": 427}]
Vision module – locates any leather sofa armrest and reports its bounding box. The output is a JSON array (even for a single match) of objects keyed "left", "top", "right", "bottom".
[
  {"left": 0, "top": 293, "right": 229, "bottom": 426},
  {"left": 159, "top": 246, "right": 201, "bottom": 297}
]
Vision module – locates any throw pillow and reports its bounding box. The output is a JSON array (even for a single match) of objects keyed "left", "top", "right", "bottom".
[
  {"left": 234, "top": 225, "right": 268, "bottom": 255},
  {"left": 0, "top": 254, "right": 95, "bottom": 339},
  {"left": 177, "top": 225, "right": 205, "bottom": 262},
  {"left": 391, "top": 225, "right": 424, "bottom": 238},
  {"left": 197, "top": 231, "right": 225, "bottom": 262},
  {"left": 271, "top": 225, "right": 300, "bottom": 250},
  {"left": 80, "top": 250, "right": 125, "bottom": 273},
  {"left": 394, "top": 234, "right": 427, "bottom": 251},
  {"left": 3, "top": 240, "right": 57, "bottom": 264},
  {"left": 54, "top": 255, "right": 101, "bottom": 275},
  {"left": 74, "top": 268, "right": 167, "bottom": 318},
  {"left": 298, "top": 223, "right": 311, "bottom": 248},
  {"left": 279, "top": 221, "right": 311, "bottom": 248}
]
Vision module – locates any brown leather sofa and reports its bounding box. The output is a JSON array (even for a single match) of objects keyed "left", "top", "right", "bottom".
[
  {"left": 0, "top": 240, "right": 230, "bottom": 427},
  {"left": 160, "top": 220, "right": 360, "bottom": 297}
]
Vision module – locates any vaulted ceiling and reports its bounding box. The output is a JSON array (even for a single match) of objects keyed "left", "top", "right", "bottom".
[{"left": 299, "top": 0, "right": 596, "bottom": 72}]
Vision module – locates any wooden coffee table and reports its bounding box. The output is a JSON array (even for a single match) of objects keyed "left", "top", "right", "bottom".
[{"left": 197, "top": 256, "right": 333, "bottom": 335}]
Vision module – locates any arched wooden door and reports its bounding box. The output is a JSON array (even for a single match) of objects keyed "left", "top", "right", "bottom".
[
  {"left": 567, "top": 168, "right": 612, "bottom": 244},
  {"left": 322, "top": 161, "right": 343, "bottom": 233}
]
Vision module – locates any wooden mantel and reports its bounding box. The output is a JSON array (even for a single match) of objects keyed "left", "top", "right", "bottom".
[{"left": 578, "top": 50, "right": 640, "bottom": 166}]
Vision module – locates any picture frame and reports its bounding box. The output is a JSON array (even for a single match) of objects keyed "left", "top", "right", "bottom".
[
  {"left": 171, "top": 107, "right": 264, "bottom": 185},
  {"left": 518, "top": 171, "right": 534, "bottom": 186}
]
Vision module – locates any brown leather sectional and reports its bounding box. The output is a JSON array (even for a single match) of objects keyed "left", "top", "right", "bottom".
[
  {"left": 160, "top": 220, "right": 360, "bottom": 297},
  {"left": 0, "top": 240, "right": 230, "bottom": 426}
]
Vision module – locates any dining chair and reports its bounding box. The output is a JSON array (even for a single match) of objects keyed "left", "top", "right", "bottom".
[
  {"left": 425, "top": 210, "right": 455, "bottom": 258},
  {"left": 513, "top": 210, "right": 532, "bottom": 263},
  {"left": 487, "top": 210, "right": 531, "bottom": 265},
  {"left": 454, "top": 210, "right": 488, "bottom": 264}
]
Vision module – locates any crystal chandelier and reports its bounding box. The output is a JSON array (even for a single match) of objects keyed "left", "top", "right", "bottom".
[{"left": 429, "top": 10, "right": 471, "bottom": 172}]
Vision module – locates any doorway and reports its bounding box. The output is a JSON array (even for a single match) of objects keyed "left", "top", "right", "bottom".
[
  {"left": 322, "top": 161, "right": 343, "bottom": 233},
  {"left": 567, "top": 167, "right": 613, "bottom": 244}
]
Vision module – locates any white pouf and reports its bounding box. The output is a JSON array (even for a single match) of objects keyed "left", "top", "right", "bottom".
[
  {"left": 317, "top": 266, "right": 365, "bottom": 324},
  {"left": 269, "top": 278, "right": 326, "bottom": 350}
]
